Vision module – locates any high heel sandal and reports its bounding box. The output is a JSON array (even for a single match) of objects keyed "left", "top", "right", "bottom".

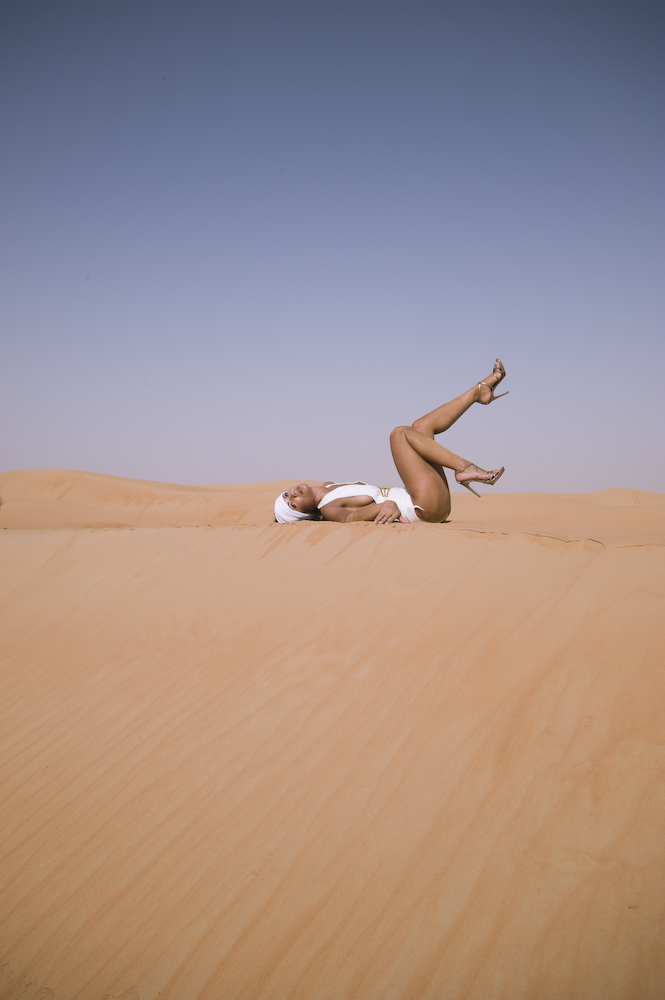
[
  {"left": 478, "top": 358, "right": 509, "bottom": 404},
  {"left": 455, "top": 464, "right": 505, "bottom": 497}
]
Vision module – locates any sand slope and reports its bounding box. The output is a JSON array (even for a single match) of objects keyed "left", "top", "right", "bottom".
[
  {"left": 1, "top": 471, "right": 663, "bottom": 1000},
  {"left": 1, "top": 467, "right": 664, "bottom": 544}
]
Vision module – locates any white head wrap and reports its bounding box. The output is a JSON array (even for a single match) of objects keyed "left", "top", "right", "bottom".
[{"left": 274, "top": 492, "right": 320, "bottom": 523}]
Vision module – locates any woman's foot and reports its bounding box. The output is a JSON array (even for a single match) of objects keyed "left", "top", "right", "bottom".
[
  {"left": 455, "top": 463, "right": 505, "bottom": 497},
  {"left": 477, "top": 358, "right": 508, "bottom": 404}
]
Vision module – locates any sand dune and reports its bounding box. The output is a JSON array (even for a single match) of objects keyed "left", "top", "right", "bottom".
[
  {"left": 1, "top": 470, "right": 663, "bottom": 999},
  {"left": 2, "top": 468, "right": 663, "bottom": 543}
]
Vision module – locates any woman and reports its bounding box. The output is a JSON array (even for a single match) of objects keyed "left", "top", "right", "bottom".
[{"left": 274, "top": 359, "right": 508, "bottom": 525}]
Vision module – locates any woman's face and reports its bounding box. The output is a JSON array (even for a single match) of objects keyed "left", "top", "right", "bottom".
[{"left": 282, "top": 483, "right": 316, "bottom": 513}]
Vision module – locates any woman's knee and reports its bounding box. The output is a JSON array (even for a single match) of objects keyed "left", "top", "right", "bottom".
[
  {"left": 390, "top": 425, "right": 411, "bottom": 443},
  {"left": 411, "top": 416, "right": 430, "bottom": 434}
]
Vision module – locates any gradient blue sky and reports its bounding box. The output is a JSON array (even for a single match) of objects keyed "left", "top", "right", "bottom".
[{"left": 2, "top": 0, "right": 663, "bottom": 493}]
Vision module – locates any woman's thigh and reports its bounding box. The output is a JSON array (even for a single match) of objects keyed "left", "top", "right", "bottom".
[{"left": 390, "top": 427, "right": 450, "bottom": 522}]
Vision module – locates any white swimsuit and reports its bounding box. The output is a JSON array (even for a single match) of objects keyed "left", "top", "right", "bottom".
[{"left": 317, "top": 483, "right": 423, "bottom": 522}]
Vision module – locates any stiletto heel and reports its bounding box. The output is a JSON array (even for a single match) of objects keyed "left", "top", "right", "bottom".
[
  {"left": 478, "top": 358, "right": 509, "bottom": 404},
  {"left": 455, "top": 464, "right": 505, "bottom": 497}
]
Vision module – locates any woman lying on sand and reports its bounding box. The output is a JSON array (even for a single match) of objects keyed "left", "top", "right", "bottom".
[{"left": 275, "top": 359, "right": 508, "bottom": 525}]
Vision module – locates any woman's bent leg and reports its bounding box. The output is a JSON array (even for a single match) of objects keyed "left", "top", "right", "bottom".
[
  {"left": 391, "top": 424, "right": 498, "bottom": 521},
  {"left": 390, "top": 425, "right": 473, "bottom": 521},
  {"left": 390, "top": 366, "right": 505, "bottom": 521}
]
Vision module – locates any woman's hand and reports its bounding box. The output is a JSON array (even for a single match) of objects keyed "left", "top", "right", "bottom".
[
  {"left": 373, "top": 500, "right": 403, "bottom": 524},
  {"left": 322, "top": 500, "right": 405, "bottom": 523}
]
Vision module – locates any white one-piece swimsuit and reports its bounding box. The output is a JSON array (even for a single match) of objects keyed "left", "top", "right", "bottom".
[{"left": 317, "top": 483, "right": 423, "bottom": 522}]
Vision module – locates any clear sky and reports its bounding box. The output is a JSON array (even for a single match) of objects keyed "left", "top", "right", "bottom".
[{"left": 2, "top": 0, "right": 663, "bottom": 493}]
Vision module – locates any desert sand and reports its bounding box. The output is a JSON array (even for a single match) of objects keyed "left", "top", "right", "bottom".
[{"left": 1, "top": 469, "right": 663, "bottom": 1000}]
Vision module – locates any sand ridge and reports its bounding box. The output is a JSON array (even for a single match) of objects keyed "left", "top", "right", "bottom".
[
  {"left": 0, "top": 471, "right": 663, "bottom": 999},
  {"left": 1, "top": 469, "right": 663, "bottom": 544}
]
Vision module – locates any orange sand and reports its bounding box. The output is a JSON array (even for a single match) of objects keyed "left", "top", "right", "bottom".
[{"left": 1, "top": 470, "right": 663, "bottom": 1000}]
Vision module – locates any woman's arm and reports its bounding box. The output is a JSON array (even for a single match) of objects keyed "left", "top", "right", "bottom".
[{"left": 321, "top": 500, "right": 403, "bottom": 524}]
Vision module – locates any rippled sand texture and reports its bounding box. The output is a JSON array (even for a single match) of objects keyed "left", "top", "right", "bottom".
[{"left": 1, "top": 471, "right": 663, "bottom": 1000}]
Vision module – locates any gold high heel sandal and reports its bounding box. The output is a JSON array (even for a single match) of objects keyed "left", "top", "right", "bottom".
[
  {"left": 478, "top": 358, "right": 509, "bottom": 403},
  {"left": 455, "top": 464, "right": 505, "bottom": 497}
]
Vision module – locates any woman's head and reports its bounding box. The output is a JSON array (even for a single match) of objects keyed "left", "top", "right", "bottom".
[{"left": 274, "top": 483, "right": 321, "bottom": 522}]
